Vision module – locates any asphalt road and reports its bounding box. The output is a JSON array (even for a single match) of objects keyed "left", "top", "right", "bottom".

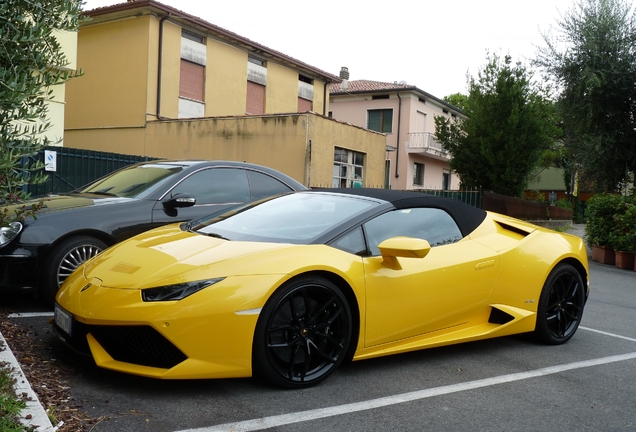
[{"left": 4, "top": 258, "right": 636, "bottom": 432}]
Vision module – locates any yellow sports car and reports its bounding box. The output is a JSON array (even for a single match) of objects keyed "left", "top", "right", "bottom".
[{"left": 53, "top": 189, "right": 589, "bottom": 388}]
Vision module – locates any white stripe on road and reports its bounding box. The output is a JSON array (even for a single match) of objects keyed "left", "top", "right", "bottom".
[
  {"left": 177, "top": 350, "right": 636, "bottom": 432},
  {"left": 8, "top": 313, "right": 636, "bottom": 432},
  {"left": 580, "top": 326, "right": 636, "bottom": 343},
  {"left": 8, "top": 312, "right": 54, "bottom": 318}
]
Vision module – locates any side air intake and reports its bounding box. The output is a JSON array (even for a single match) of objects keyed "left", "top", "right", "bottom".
[{"left": 488, "top": 307, "right": 515, "bottom": 325}]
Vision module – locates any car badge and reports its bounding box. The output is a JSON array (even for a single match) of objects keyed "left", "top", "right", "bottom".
[{"left": 80, "top": 283, "right": 92, "bottom": 292}]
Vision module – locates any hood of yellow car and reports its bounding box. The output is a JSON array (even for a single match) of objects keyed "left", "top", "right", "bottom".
[{"left": 82, "top": 225, "right": 295, "bottom": 289}]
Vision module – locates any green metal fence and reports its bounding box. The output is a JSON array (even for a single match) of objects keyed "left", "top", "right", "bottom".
[
  {"left": 411, "top": 188, "right": 483, "bottom": 208},
  {"left": 25, "top": 147, "right": 156, "bottom": 198}
]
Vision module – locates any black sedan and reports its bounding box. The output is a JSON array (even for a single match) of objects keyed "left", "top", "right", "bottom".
[{"left": 0, "top": 160, "right": 306, "bottom": 303}]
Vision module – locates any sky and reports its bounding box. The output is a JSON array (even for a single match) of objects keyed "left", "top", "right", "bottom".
[{"left": 80, "top": 0, "right": 576, "bottom": 99}]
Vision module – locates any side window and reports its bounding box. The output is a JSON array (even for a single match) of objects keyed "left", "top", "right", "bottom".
[
  {"left": 364, "top": 208, "right": 462, "bottom": 256},
  {"left": 331, "top": 227, "right": 367, "bottom": 255},
  {"left": 247, "top": 171, "right": 293, "bottom": 200},
  {"left": 169, "top": 168, "right": 250, "bottom": 204}
]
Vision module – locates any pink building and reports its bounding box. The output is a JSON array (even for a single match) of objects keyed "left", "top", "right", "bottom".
[{"left": 329, "top": 71, "right": 464, "bottom": 190}]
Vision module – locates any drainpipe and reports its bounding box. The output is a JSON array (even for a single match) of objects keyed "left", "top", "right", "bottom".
[
  {"left": 156, "top": 14, "right": 170, "bottom": 120},
  {"left": 323, "top": 82, "right": 328, "bottom": 116},
  {"left": 395, "top": 91, "right": 402, "bottom": 179}
]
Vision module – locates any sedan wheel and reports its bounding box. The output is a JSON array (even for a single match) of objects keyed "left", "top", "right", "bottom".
[
  {"left": 40, "top": 236, "right": 107, "bottom": 304},
  {"left": 253, "top": 276, "right": 352, "bottom": 388},
  {"left": 534, "top": 263, "right": 586, "bottom": 345}
]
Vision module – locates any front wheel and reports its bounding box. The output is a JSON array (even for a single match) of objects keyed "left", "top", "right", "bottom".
[
  {"left": 252, "top": 275, "right": 352, "bottom": 389},
  {"left": 534, "top": 263, "right": 586, "bottom": 345},
  {"left": 40, "top": 236, "right": 107, "bottom": 304}
]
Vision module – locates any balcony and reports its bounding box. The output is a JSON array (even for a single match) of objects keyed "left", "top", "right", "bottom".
[{"left": 406, "top": 132, "right": 450, "bottom": 161}]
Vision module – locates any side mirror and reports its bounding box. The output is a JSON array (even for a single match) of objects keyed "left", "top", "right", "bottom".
[
  {"left": 378, "top": 237, "right": 431, "bottom": 268},
  {"left": 163, "top": 193, "right": 196, "bottom": 209}
]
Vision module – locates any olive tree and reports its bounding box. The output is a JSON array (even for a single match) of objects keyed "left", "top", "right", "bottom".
[
  {"left": 535, "top": 0, "right": 636, "bottom": 192},
  {"left": 0, "top": 0, "right": 84, "bottom": 225}
]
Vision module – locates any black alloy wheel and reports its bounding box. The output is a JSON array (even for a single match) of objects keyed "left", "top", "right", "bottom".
[
  {"left": 534, "top": 263, "right": 586, "bottom": 345},
  {"left": 253, "top": 275, "right": 352, "bottom": 389}
]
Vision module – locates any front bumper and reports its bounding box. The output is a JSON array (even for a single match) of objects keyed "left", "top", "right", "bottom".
[{"left": 0, "top": 246, "right": 42, "bottom": 291}]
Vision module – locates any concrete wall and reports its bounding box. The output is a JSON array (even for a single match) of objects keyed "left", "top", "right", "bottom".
[{"left": 64, "top": 113, "right": 387, "bottom": 188}]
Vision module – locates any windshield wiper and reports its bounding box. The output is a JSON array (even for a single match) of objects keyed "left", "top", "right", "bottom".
[
  {"left": 205, "top": 232, "right": 230, "bottom": 241},
  {"left": 87, "top": 191, "right": 118, "bottom": 197}
]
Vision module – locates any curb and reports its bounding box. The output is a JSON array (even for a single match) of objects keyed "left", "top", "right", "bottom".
[{"left": 0, "top": 330, "right": 57, "bottom": 432}]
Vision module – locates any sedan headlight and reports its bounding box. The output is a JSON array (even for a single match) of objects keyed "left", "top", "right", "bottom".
[
  {"left": 0, "top": 222, "right": 23, "bottom": 248},
  {"left": 141, "top": 278, "right": 225, "bottom": 302}
]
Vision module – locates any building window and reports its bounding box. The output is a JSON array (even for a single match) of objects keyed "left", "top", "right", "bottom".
[
  {"left": 413, "top": 162, "right": 425, "bottom": 186},
  {"left": 179, "top": 29, "right": 206, "bottom": 118},
  {"left": 248, "top": 56, "right": 265, "bottom": 66},
  {"left": 247, "top": 56, "right": 267, "bottom": 115},
  {"left": 179, "top": 60, "right": 205, "bottom": 101},
  {"left": 442, "top": 170, "right": 450, "bottom": 190},
  {"left": 181, "top": 30, "right": 203, "bottom": 43},
  {"left": 333, "top": 148, "right": 365, "bottom": 188},
  {"left": 298, "top": 74, "right": 313, "bottom": 112},
  {"left": 367, "top": 109, "right": 393, "bottom": 133},
  {"left": 298, "top": 98, "right": 312, "bottom": 112},
  {"left": 246, "top": 81, "right": 265, "bottom": 115}
]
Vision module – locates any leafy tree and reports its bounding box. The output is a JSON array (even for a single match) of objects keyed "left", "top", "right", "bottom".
[
  {"left": 535, "top": 0, "right": 636, "bottom": 192},
  {"left": 0, "top": 0, "right": 83, "bottom": 225},
  {"left": 434, "top": 53, "right": 560, "bottom": 197},
  {"left": 443, "top": 93, "right": 469, "bottom": 111}
]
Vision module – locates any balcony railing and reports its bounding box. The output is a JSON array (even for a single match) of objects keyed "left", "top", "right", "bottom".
[{"left": 406, "top": 132, "right": 450, "bottom": 160}]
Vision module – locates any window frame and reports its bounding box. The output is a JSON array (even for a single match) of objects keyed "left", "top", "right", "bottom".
[
  {"left": 333, "top": 147, "right": 365, "bottom": 188},
  {"left": 413, "top": 162, "right": 425, "bottom": 187},
  {"left": 367, "top": 108, "right": 393, "bottom": 133}
]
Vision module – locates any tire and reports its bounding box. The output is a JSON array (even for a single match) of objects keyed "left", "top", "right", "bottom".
[
  {"left": 40, "top": 236, "right": 107, "bottom": 304},
  {"left": 534, "top": 263, "right": 586, "bottom": 345},
  {"left": 252, "top": 275, "right": 352, "bottom": 389}
]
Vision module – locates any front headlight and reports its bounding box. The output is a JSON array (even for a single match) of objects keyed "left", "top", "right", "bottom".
[
  {"left": 0, "top": 222, "right": 23, "bottom": 248},
  {"left": 141, "top": 278, "right": 225, "bottom": 302}
]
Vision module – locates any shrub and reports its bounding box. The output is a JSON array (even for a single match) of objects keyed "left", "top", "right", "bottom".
[
  {"left": 609, "top": 202, "right": 636, "bottom": 253},
  {"left": 584, "top": 193, "right": 625, "bottom": 248}
]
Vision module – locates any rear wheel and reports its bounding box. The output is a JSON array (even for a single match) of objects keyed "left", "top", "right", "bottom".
[
  {"left": 40, "top": 236, "right": 107, "bottom": 304},
  {"left": 252, "top": 275, "right": 352, "bottom": 389},
  {"left": 534, "top": 263, "right": 586, "bottom": 345}
]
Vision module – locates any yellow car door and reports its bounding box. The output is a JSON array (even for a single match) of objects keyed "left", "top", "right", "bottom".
[{"left": 361, "top": 207, "right": 500, "bottom": 347}]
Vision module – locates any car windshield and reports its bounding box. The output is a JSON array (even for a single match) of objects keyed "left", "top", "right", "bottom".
[
  {"left": 79, "top": 164, "right": 183, "bottom": 198},
  {"left": 192, "top": 192, "right": 379, "bottom": 243}
]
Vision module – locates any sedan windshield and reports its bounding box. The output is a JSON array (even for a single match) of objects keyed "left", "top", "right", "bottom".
[
  {"left": 79, "top": 164, "right": 182, "bottom": 198},
  {"left": 193, "top": 192, "right": 379, "bottom": 243}
]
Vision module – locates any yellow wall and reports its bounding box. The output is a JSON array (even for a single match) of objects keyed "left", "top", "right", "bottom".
[
  {"left": 64, "top": 8, "right": 389, "bottom": 188},
  {"left": 152, "top": 19, "right": 181, "bottom": 119},
  {"left": 64, "top": 113, "right": 386, "bottom": 187},
  {"left": 266, "top": 63, "right": 302, "bottom": 114},
  {"left": 206, "top": 38, "right": 249, "bottom": 116},
  {"left": 308, "top": 119, "right": 386, "bottom": 188},
  {"left": 313, "top": 80, "right": 327, "bottom": 115},
  {"left": 65, "top": 16, "right": 152, "bottom": 129}
]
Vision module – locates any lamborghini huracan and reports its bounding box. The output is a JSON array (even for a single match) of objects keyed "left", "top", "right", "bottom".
[{"left": 53, "top": 189, "right": 589, "bottom": 388}]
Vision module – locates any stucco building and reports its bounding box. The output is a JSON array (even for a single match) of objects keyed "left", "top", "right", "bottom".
[
  {"left": 40, "top": 29, "right": 78, "bottom": 146},
  {"left": 64, "top": 0, "right": 386, "bottom": 187},
  {"left": 329, "top": 75, "right": 464, "bottom": 190}
]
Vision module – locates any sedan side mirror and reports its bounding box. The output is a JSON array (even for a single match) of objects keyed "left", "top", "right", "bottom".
[{"left": 163, "top": 193, "right": 196, "bottom": 209}]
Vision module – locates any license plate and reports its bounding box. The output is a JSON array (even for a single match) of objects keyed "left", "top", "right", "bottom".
[{"left": 54, "top": 305, "right": 72, "bottom": 336}]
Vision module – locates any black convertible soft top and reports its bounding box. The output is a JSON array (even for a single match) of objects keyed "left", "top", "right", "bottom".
[{"left": 314, "top": 188, "right": 487, "bottom": 237}]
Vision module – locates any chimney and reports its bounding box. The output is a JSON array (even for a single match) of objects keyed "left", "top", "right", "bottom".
[{"left": 339, "top": 67, "right": 350, "bottom": 80}]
